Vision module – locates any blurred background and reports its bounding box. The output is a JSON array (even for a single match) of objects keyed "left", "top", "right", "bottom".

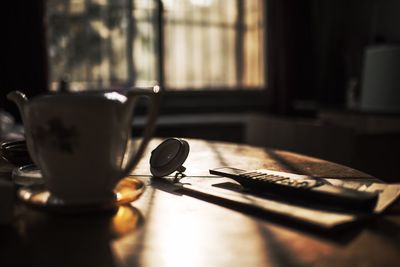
[
  {"left": 45, "top": 0, "right": 264, "bottom": 91},
  {"left": 2, "top": 0, "right": 400, "bottom": 182}
]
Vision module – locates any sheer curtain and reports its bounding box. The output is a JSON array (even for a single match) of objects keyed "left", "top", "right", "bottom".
[{"left": 47, "top": 0, "right": 265, "bottom": 91}]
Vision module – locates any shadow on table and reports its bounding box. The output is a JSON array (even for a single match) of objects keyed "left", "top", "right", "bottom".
[
  {"left": 151, "top": 177, "right": 370, "bottom": 245},
  {"left": 0, "top": 205, "right": 143, "bottom": 267},
  {"left": 264, "top": 149, "right": 373, "bottom": 179},
  {"left": 367, "top": 217, "right": 400, "bottom": 249}
]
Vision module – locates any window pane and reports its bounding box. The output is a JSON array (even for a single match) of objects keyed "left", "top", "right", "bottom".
[
  {"left": 163, "top": 0, "right": 265, "bottom": 90},
  {"left": 243, "top": 0, "right": 265, "bottom": 87},
  {"left": 47, "top": 0, "right": 157, "bottom": 91},
  {"left": 133, "top": 0, "right": 158, "bottom": 86},
  {"left": 47, "top": 0, "right": 265, "bottom": 91}
]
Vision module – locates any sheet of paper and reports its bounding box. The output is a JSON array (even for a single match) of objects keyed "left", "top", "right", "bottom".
[
  {"left": 325, "top": 178, "right": 400, "bottom": 213},
  {"left": 178, "top": 174, "right": 400, "bottom": 229}
]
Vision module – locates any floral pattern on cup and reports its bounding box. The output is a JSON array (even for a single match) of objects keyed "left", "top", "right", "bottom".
[{"left": 32, "top": 118, "right": 78, "bottom": 154}]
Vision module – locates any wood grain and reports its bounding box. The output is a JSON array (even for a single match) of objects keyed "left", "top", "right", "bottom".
[{"left": 0, "top": 138, "right": 398, "bottom": 267}]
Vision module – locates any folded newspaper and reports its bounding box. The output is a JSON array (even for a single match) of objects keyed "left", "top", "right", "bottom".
[{"left": 174, "top": 171, "right": 400, "bottom": 229}]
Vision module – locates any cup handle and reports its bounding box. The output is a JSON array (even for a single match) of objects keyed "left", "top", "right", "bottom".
[{"left": 120, "top": 86, "right": 161, "bottom": 178}]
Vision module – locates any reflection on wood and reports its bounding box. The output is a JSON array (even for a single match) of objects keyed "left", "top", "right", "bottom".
[{"left": 1, "top": 138, "right": 399, "bottom": 267}]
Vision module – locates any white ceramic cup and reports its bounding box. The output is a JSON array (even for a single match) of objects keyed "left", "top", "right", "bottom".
[{"left": 8, "top": 87, "right": 160, "bottom": 204}]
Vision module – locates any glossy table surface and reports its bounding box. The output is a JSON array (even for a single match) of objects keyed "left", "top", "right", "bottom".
[{"left": 1, "top": 138, "right": 399, "bottom": 267}]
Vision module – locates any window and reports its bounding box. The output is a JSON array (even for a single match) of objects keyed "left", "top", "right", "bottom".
[{"left": 47, "top": 0, "right": 266, "bottom": 94}]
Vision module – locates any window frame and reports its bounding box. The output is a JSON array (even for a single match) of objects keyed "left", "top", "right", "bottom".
[
  {"left": 45, "top": 0, "right": 270, "bottom": 114},
  {"left": 153, "top": 0, "right": 269, "bottom": 113}
]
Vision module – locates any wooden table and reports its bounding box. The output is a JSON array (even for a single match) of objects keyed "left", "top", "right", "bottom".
[{"left": 1, "top": 138, "right": 399, "bottom": 267}]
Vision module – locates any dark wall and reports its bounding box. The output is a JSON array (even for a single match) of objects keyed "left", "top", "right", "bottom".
[
  {"left": 266, "top": 0, "right": 374, "bottom": 113},
  {"left": 1, "top": 1, "right": 48, "bottom": 120},
  {"left": 308, "top": 0, "right": 400, "bottom": 109},
  {"left": 372, "top": 0, "right": 400, "bottom": 42},
  {"left": 311, "top": 0, "right": 372, "bottom": 107}
]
